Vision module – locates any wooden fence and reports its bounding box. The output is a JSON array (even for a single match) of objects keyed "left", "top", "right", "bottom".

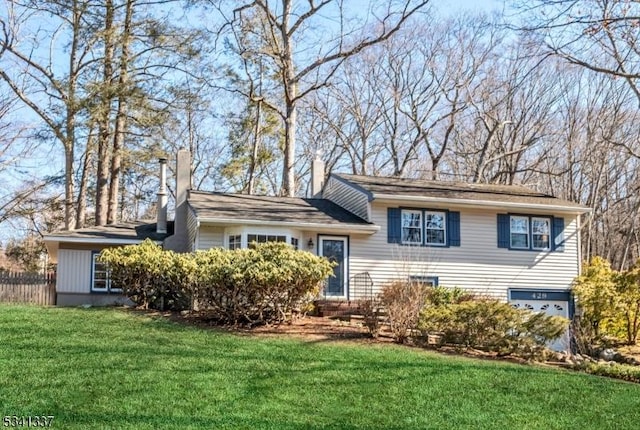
[{"left": 0, "top": 272, "right": 56, "bottom": 306}]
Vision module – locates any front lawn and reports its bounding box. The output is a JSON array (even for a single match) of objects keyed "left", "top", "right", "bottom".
[{"left": 0, "top": 305, "right": 639, "bottom": 429}]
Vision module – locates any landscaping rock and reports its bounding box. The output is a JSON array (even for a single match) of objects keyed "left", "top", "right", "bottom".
[{"left": 599, "top": 348, "right": 616, "bottom": 361}]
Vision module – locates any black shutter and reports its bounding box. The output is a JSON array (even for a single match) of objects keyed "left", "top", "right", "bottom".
[
  {"left": 497, "top": 214, "right": 510, "bottom": 248},
  {"left": 553, "top": 217, "right": 565, "bottom": 252},
  {"left": 387, "top": 208, "right": 401, "bottom": 244},
  {"left": 448, "top": 211, "right": 460, "bottom": 247}
]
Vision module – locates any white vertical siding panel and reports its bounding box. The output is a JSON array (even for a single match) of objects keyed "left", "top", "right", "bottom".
[
  {"left": 56, "top": 250, "right": 92, "bottom": 293},
  {"left": 348, "top": 203, "right": 580, "bottom": 300},
  {"left": 323, "top": 177, "right": 370, "bottom": 221},
  {"left": 187, "top": 207, "right": 198, "bottom": 251},
  {"left": 197, "top": 226, "right": 224, "bottom": 250}
]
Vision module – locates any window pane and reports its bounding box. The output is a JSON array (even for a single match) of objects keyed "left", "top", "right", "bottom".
[
  {"left": 425, "top": 211, "right": 446, "bottom": 244},
  {"left": 402, "top": 212, "right": 421, "bottom": 228},
  {"left": 531, "top": 218, "right": 550, "bottom": 249},
  {"left": 426, "top": 229, "right": 445, "bottom": 244},
  {"left": 401, "top": 211, "right": 422, "bottom": 244},
  {"left": 510, "top": 216, "right": 528, "bottom": 233},
  {"left": 511, "top": 233, "right": 528, "bottom": 248},
  {"left": 92, "top": 253, "right": 112, "bottom": 292},
  {"left": 228, "top": 235, "right": 241, "bottom": 250},
  {"left": 532, "top": 219, "right": 550, "bottom": 235},
  {"left": 425, "top": 213, "right": 444, "bottom": 229}
]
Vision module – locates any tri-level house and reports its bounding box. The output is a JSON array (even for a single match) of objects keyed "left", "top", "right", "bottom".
[{"left": 45, "top": 149, "right": 590, "bottom": 327}]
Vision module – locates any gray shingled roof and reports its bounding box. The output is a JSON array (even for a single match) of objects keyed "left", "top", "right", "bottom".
[
  {"left": 45, "top": 221, "right": 174, "bottom": 242},
  {"left": 334, "top": 174, "right": 589, "bottom": 210},
  {"left": 188, "top": 191, "right": 371, "bottom": 225}
]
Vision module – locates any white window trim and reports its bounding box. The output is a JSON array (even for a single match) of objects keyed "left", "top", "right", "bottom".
[
  {"left": 510, "top": 215, "right": 530, "bottom": 249},
  {"left": 425, "top": 210, "right": 447, "bottom": 246},
  {"left": 228, "top": 234, "right": 242, "bottom": 250},
  {"left": 401, "top": 209, "right": 423, "bottom": 245},
  {"left": 91, "top": 252, "right": 120, "bottom": 293},
  {"left": 531, "top": 217, "right": 551, "bottom": 251}
]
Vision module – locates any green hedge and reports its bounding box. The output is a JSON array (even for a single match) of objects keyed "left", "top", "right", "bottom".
[
  {"left": 417, "top": 289, "right": 569, "bottom": 360},
  {"left": 99, "top": 240, "right": 193, "bottom": 311},
  {"left": 99, "top": 240, "right": 334, "bottom": 325},
  {"left": 575, "top": 361, "right": 640, "bottom": 383}
]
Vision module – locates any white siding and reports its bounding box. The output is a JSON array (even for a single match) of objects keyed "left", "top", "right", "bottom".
[
  {"left": 57, "top": 249, "right": 92, "bottom": 294},
  {"left": 197, "top": 226, "right": 224, "bottom": 250},
  {"left": 323, "top": 176, "right": 370, "bottom": 221},
  {"left": 187, "top": 207, "right": 198, "bottom": 251},
  {"left": 348, "top": 203, "right": 580, "bottom": 300}
]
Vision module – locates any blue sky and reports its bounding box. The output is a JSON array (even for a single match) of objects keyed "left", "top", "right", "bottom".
[{"left": 439, "top": 0, "right": 504, "bottom": 13}]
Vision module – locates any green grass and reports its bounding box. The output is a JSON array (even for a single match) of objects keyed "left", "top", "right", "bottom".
[{"left": 1, "top": 305, "right": 639, "bottom": 429}]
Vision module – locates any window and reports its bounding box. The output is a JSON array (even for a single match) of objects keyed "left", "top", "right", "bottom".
[
  {"left": 401, "top": 210, "right": 422, "bottom": 244},
  {"left": 290, "top": 237, "right": 299, "bottom": 250},
  {"left": 91, "top": 252, "right": 119, "bottom": 293},
  {"left": 389, "top": 208, "right": 460, "bottom": 247},
  {"left": 247, "top": 234, "right": 287, "bottom": 247},
  {"left": 425, "top": 211, "right": 446, "bottom": 245},
  {"left": 510, "top": 216, "right": 529, "bottom": 249},
  {"left": 531, "top": 217, "right": 550, "bottom": 250},
  {"left": 228, "top": 234, "right": 242, "bottom": 250},
  {"left": 498, "top": 214, "right": 561, "bottom": 251},
  {"left": 409, "top": 275, "right": 439, "bottom": 287}
]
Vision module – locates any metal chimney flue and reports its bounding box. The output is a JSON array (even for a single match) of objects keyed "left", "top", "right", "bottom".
[{"left": 156, "top": 157, "right": 168, "bottom": 234}]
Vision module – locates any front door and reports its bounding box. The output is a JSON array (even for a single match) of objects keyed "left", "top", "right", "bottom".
[{"left": 319, "top": 236, "right": 348, "bottom": 299}]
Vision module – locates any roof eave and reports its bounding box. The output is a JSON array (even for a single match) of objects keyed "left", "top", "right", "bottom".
[
  {"left": 373, "top": 194, "right": 591, "bottom": 214},
  {"left": 42, "top": 236, "right": 162, "bottom": 245},
  {"left": 197, "top": 217, "right": 380, "bottom": 234}
]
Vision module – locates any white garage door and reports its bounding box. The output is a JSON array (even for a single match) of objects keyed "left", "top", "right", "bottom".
[{"left": 509, "top": 290, "right": 572, "bottom": 352}]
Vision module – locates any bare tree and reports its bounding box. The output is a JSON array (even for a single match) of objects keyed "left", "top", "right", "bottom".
[
  {"left": 214, "top": 0, "right": 431, "bottom": 196},
  {"left": 0, "top": 0, "right": 94, "bottom": 229},
  {"left": 516, "top": 0, "right": 640, "bottom": 104}
]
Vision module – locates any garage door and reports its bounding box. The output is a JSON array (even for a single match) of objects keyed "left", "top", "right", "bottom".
[{"left": 509, "top": 290, "right": 572, "bottom": 352}]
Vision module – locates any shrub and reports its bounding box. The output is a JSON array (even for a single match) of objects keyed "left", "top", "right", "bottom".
[
  {"left": 425, "top": 286, "right": 474, "bottom": 307},
  {"left": 191, "top": 242, "right": 334, "bottom": 325},
  {"left": 574, "top": 361, "right": 640, "bottom": 384},
  {"left": 99, "top": 239, "right": 193, "bottom": 311},
  {"left": 380, "top": 281, "right": 430, "bottom": 343},
  {"left": 616, "top": 261, "right": 640, "bottom": 345},
  {"left": 573, "top": 256, "right": 618, "bottom": 340},
  {"left": 359, "top": 297, "right": 384, "bottom": 338},
  {"left": 418, "top": 296, "right": 569, "bottom": 360},
  {"left": 572, "top": 256, "right": 640, "bottom": 346}
]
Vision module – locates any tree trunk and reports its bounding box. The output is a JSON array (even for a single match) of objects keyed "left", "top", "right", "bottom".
[
  {"left": 107, "top": 0, "right": 133, "bottom": 224},
  {"left": 75, "top": 129, "right": 94, "bottom": 229},
  {"left": 95, "top": 0, "right": 115, "bottom": 226},
  {"left": 247, "top": 98, "right": 262, "bottom": 195},
  {"left": 279, "top": 0, "right": 297, "bottom": 197}
]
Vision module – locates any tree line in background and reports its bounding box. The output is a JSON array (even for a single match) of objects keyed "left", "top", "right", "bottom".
[{"left": 0, "top": 0, "right": 639, "bottom": 271}]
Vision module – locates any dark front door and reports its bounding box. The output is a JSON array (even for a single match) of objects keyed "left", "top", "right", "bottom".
[{"left": 319, "top": 236, "right": 348, "bottom": 298}]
